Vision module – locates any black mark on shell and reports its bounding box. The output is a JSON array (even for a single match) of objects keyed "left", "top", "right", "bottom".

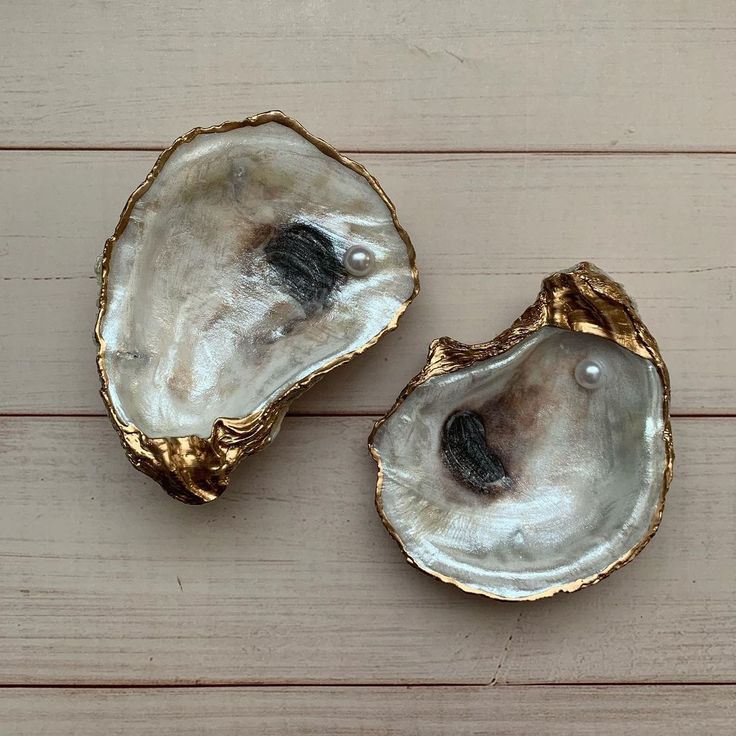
[
  {"left": 441, "top": 410, "right": 505, "bottom": 493},
  {"left": 264, "top": 223, "right": 346, "bottom": 313}
]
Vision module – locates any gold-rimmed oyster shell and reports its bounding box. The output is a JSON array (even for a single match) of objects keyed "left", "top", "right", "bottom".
[
  {"left": 96, "top": 112, "right": 419, "bottom": 504},
  {"left": 369, "top": 263, "right": 672, "bottom": 601}
]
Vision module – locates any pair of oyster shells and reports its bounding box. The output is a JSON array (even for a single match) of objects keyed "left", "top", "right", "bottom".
[{"left": 96, "top": 112, "right": 673, "bottom": 601}]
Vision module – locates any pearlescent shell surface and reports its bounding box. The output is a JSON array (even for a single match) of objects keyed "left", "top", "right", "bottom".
[
  {"left": 372, "top": 326, "right": 667, "bottom": 601},
  {"left": 100, "top": 120, "right": 417, "bottom": 439}
]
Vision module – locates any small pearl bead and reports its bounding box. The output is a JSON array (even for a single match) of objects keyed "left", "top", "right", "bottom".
[
  {"left": 343, "top": 245, "right": 374, "bottom": 277},
  {"left": 574, "top": 358, "right": 604, "bottom": 390}
]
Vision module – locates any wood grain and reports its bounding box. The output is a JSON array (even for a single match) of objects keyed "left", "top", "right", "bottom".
[
  {"left": 0, "top": 416, "right": 732, "bottom": 685},
  {"left": 3, "top": 1, "right": 736, "bottom": 151},
  {"left": 1, "top": 686, "right": 734, "bottom": 735},
  {"left": 2, "top": 151, "right": 735, "bottom": 416},
  {"left": 2, "top": 0, "right": 734, "bottom": 728}
]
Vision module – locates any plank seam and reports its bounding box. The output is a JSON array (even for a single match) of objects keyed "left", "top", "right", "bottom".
[
  {"left": 0, "top": 413, "right": 733, "bottom": 419},
  {"left": 3, "top": 147, "right": 736, "bottom": 156},
  {"left": 0, "top": 682, "right": 733, "bottom": 689}
]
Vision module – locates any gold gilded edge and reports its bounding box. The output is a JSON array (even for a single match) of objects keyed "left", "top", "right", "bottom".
[
  {"left": 368, "top": 261, "right": 674, "bottom": 602},
  {"left": 95, "top": 111, "right": 420, "bottom": 504}
]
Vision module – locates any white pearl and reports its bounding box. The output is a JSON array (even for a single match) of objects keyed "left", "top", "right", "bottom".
[
  {"left": 574, "top": 358, "right": 604, "bottom": 390},
  {"left": 343, "top": 245, "right": 374, "bottom": 277}
]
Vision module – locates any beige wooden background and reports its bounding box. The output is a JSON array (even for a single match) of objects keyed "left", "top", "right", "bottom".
[{"left": 1, "top": 1, "right": 735, "bottom": 733}]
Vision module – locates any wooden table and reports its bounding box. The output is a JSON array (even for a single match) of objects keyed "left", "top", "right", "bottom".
[{"left": 1, "top": 2, "right": 734, "bottom": 733}]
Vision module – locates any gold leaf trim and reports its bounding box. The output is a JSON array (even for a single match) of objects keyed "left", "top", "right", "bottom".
[
  {"left": 96, "top": 111, "right": 420, "bottom": 504},
  {"left": 369, "top": 262, "right": 673, "bottom": 601}
]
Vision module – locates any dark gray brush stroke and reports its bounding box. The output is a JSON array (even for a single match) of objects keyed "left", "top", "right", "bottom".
[
  {"left": 441, "top": 410, "right": 506, "bottom": 493},
  {"left": 264, "top": 223, "right": 346, "bottom": 313}
]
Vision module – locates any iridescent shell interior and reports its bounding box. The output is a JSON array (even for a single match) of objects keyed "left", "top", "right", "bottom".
[
  {"left": 371, "top": 265, "right": 671, "bottom": 600},
  {"left": 97, "top": 114, "right": 418, "bottom": 502}
]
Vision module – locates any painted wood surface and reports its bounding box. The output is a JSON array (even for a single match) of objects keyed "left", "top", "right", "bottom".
[
  {"left": 2, "top": 686, "right": 734, "bottom": 735},
  {"left": 1, "top": 152, "right": 734, "bottom": 416},
  {"left": 1, "top": 2, "right": 734, "bottom": 730},
  {"left": 0, "top": 417, "right": 732, "bottom": 685},
  {"left": 3, "top": 1, "right": 736, "bottom": 151}
]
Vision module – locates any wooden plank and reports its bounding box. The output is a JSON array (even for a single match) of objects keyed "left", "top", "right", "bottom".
[
  {"left": 2, "top": 1, "right": 736, "bottom": 150},
  {"left": 1, "top": 686, "right": 734, "bottom": 735},
  {"left": 0, "top": 416, "right": 733, "bottom": 684},
  {"left": 1, "top": 151, "right": 735, "bottom": 415}
]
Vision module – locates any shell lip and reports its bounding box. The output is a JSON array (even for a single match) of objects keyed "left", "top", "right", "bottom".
[
  {"left": 95, "top": 111, "right": 420, "bottom": 504},
  {"left": 369, "top": 261, "right": 674, "bottom": 601}
]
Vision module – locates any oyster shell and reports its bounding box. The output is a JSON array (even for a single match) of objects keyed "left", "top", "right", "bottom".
[
  {"left": 96, "top": 112, "right": 419, "bottom": 504},
  {"left": 370, "top": 263, "right": 673, "bottom": 601}
]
